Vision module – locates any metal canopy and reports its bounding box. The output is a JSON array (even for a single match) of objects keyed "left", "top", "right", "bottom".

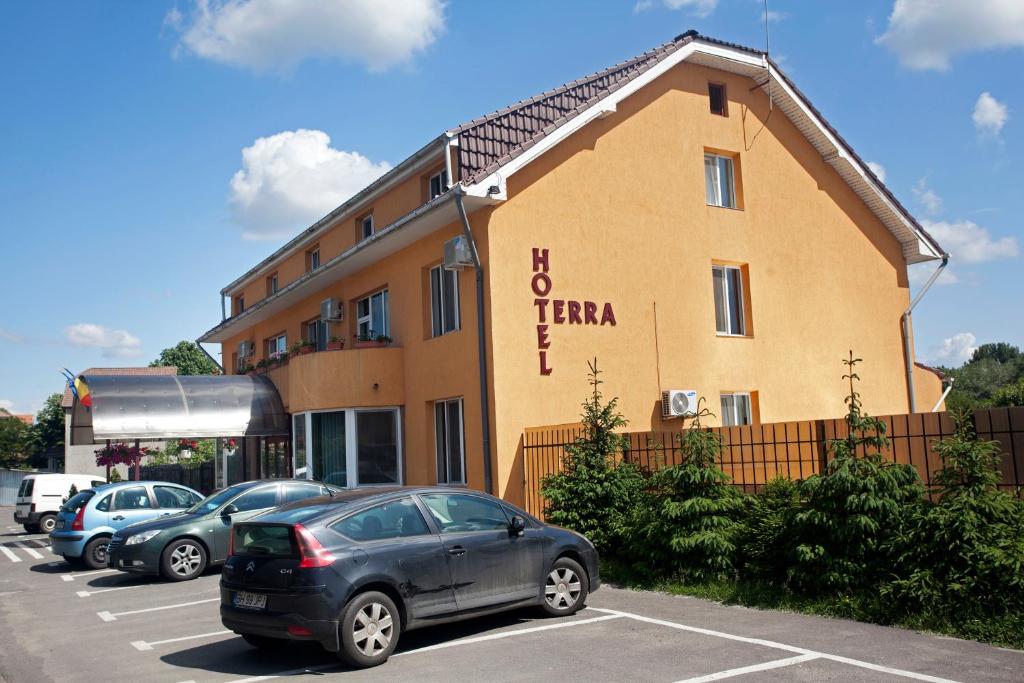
[{"left": 70, "top": 374, "right": 288, "bottom": 445}]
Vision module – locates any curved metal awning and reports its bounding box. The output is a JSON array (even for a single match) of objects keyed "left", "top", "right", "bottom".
[{"left": 70, "top": 374, "right": 288, "bottom": 444}]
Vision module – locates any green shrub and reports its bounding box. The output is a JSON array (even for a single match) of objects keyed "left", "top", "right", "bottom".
[
  {"left": 541, "top": 360, "right": 646, "bottom": 558},
  {"left": 787, "top": 353, "right": 923, "bottom": 593},
  {"left": 736, "top": 476, "right": 801, "bottom": 582},
  {"left": 628, "top": 402, "right": 746, "bottom": 581},
  {"left": 885, "top": 411, "right": 1024, "bottom": 620},
  {"left": 989, "top": 377, "right": 1024, "bottom": 407}
]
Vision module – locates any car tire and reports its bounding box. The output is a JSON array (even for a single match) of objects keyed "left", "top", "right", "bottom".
[
  {"left": 82, "top": 536, "right": 111, "bottom": 569},
  {"left": 338, "top": 591, "right": 400, "bottom": 668},
  {"left": 242, "top": 633, "right": 287, "bottom": 650},
  {"left": 160, "top": 538, "right": 208, "bottom": 581},
  {"left": 538, "top": 556, "right": 589, "bottom": 617},
  {"left": 37, "top": 514, "right": 57, "bottom": 534},
  {"left": 23, "top": 524, "right": 39, "bottom": 534}
]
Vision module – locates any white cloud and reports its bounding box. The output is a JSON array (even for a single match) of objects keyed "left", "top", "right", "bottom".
[
  {"left": 877, "top": 0, "right": 1024, "bottom": 71},
  {"left": 0, "top": 399, "right": 13, "bottom": 412},
  {"left": 909, "top": 263, "right": 959, "bottom": 286},
  {"left": 912, "top": 178, "right": 943, "bottom": 216},
  {"left": 972, "top": 91, "right": 1009, "bottom": 137},
  {"left": 230, "top": 129, "right": 391, "bottom": 240},
  {"left": 635, "top": 0, "right": 717, "bottom": 17},
  {"left": 763, "top": 10, "right": 786, "bottom": 23},
  {"left": 922, "top": 219, "right": 1019, "bottom": 263},
  {"left": 931, "top": 332, "right": 977, "bottom": 366},
  {"left": 866, "top": 161, "right": 887, "bottom": 183},
  {"left": 65, "top": 323, "right": 143, "bottom": 359},
  {"left": 167, "top": 0, "right": 445, "bottom": 73},
  {"left": 0, "top": 328, "right": 24, "bottom": 344}
]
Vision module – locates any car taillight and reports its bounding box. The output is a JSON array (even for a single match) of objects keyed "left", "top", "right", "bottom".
[
  {"left": 71, "top": 505, "right": 86, "bottom": 531},
  {"left": 227, "top": 528, "right": 236, "bottom": 558},
  {"left": 294, "top": 524, "right": 335, "bottom": 568}
]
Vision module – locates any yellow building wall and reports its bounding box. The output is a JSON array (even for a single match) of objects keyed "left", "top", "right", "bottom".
[{"left": 483, "top": 61, "right": 939, "bottom": 501}]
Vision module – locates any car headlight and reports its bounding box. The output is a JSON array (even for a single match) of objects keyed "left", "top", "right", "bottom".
[{"left": 125, "top": 530, "right": 162, "bottom": 545}]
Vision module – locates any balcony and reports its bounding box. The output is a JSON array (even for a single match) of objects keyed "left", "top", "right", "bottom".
[{"left": 262, "top": 346, "right": 404, "bottom": 413}]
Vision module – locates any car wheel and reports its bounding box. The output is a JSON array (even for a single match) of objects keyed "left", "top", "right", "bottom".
[
  {"left": 539, "top": 557, "right": 588, "bottom": 617},
  {"left": 82, "top": 536, "right": 111, "bottom": 569},
  {"left": 161, "top": 539, "right": 208, "bottom": 581},
  {"left": 242, "top": 634, "right": 287, "bottom": 650},
  {"left": 23, "top": 524, "right": 39, "bottom": 534},
  {"left": 37, "top": 514, "right": 57, "bottom": 534},
  {"left": 338, "top": 591, "right": 400, "bottom": 668}
]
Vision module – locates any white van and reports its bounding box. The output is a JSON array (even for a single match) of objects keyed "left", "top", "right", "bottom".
[{"left": 14, "top": 473, "right": 107, "bottom": 533}]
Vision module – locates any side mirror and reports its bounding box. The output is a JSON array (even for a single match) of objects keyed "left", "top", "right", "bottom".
[
  {"left": 221, "top": 504, "right": 238, "bottom": 517},
  {"left": 510, "top": 515, "right": 526, "bottom": 536}
]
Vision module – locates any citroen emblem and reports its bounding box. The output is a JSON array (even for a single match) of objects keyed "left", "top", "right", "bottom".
[{"left": 246, "top": 561, "right": 255, "bottom": 572}]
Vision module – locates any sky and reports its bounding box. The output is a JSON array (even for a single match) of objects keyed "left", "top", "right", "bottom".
[{"left": 0, "top": 0, "right": 1021, "bottom": 416}]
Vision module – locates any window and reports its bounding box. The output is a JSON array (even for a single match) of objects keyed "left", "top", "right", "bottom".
[
  {"left": 357, "top": 289, "right": 389, "bottom": 339},
  {"left": 113, "top": 487, "right": 152, "bottom": 510},
  {"left": 234, "top": 296, "right": 244, "bottom": 315},
  {"left": 307, "top": 246, "right": 321, "bottom": 271},
  {"left": 305, "top": 317, "right": 326, "bottom": 351},
  {"left": 357, "top": 411, "right": 400, "bottom": 484},
  {"left": 266, "top": 333, "right": 287, "bottom": 359},
  {"left": 154, "top": 485, "right": 199, "bottom": 509},
  {"left": 231, "top": 486, "right": 279, "bottom": 513},
  {"left": 435, "top": 398, "right": 465, "bottom": 484},
  {"left": 281, "top": 482, "right": 328, "bottom": 505},
  {"left": 430, "top": 265, "right": 460, "bottom": 336},
  {"left": 267, "top": 273, "right": 279, "bottom": 296},
  {"left": 332, "top": 498, "right": 430, "bottom": 541},
  {"left": 95, "top": 495, "right": 111, "bottom": 512},
  {"left": 360, "top": 215, "right": 374, "bottom": 241},
  {"left": 704, "top": 153, "right": 736, "bottom": 208},
  {"left": 709, "top": 82, "right": 727, "bottom": 116},
  {"left": 294, "top": 408, "right": 402, "bottom": 488},
  {"left": 313, "top": 411, "right": 347, "bottom": 487},
  {"left": 721, "top": 392, "right": 753, "bottom": 426},
  {"left": 293, "top": 413, "right": 307, "bottom": 477},
  {"left": 420, "top": 494, "right": 509, "bottom": 533},
  {"left": 429, "top": 169, "right": 448, "bottom": 199},
  {"left": 712, "top": 265, "right": 747, "bottom": 336}
]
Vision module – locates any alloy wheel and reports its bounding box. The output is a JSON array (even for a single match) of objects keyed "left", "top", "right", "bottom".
[
  {"left": 545, "top": 567, "right": 582, "bottom": 610},
  {"left": 39, "top": 516, "right": 56, "bottom": 534},
  {"left": 170, "top": 543, "right": 202, "bottom": 576},
  {"left": 92, "top": 541, "right": 109, "bottom": 566},
  {"left": 352, "top": 602, "right": 393, "bottom": 657}
]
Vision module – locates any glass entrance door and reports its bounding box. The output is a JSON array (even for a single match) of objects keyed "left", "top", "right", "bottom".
[
  {"left": 292, "top": 408, "right": 402, "bottom": 488},
  {"left": 312, "top": 411, "right": 347, "bottom": 487}
]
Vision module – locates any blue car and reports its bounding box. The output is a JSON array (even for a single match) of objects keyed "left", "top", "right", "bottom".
[{"left": 50, "top": 481, "right": 203, "bottom": 568}]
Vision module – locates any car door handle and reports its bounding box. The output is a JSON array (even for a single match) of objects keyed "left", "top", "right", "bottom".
[
  {"left": 447, "top": 546, "right": 466, "bottom": 556},
  {"left": 112, "top": 515, "right": 125, "bottom": 521}
]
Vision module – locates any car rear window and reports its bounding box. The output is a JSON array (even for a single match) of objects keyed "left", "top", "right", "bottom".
[
  {"left": 18, "top": 478, "right": 34, "bottom": 497},
  {"left": 233, "top": 525, "right": 296, "bottom": 557},
  {"left": 62, "top": 490, "right": 95, "bottom": 513}
]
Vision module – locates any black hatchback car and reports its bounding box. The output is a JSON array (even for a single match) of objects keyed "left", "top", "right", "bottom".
[{"left": 220, "top": 486, "right": 600, "bottom": 668}]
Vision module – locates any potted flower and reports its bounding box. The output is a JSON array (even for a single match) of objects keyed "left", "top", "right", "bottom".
[
  {"left": 255, "top": 358, "right": 269, "bottom": 374},
  {"left": 237, "top": 361, "right": 254, "bottom": 375},
  {"left": 327, "top": 335, "right": 344, "bottom": 351},
  {"left": 354, "top": 334, "right": 392, "bottom": 349},
  {"left": 270, "top": 350, "right": 289, "bottom": 368},
  {"left": 297, "top": 338, "right": 316, "bottom": 355}
]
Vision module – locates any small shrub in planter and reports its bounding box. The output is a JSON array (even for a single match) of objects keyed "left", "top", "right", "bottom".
[
  {"left": 294, "top": 338, "right": 315, "bottom": 355},
  {"left": 255, "top": 358, "right": 269, "bottom": 374},
  {"left": 354, "top": 334, "right": 392, "bottom": 349},
  {"left": 327, "top": 336, "right": 344, "bottom": 351}
]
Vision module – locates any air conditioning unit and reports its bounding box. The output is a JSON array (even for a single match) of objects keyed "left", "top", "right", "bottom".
[
  {"left": 321, "top": 298, "right": 344, "bottom": 322},
  {"left": 443, "top": 235, "right": 474, "bottom": 270},
  {"left": 662, "top": 389, "right": 698, "bottom": 419},
  {"left": 238, "top": 340, "right": 254, "bottom": 358}
]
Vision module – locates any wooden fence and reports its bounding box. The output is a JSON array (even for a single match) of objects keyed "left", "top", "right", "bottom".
[{"left": 522, "top": 407, "right": 1024, "bottom": 519}]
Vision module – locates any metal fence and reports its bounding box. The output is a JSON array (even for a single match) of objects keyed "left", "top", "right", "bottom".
[
  {"left": 522, "top": 407, "right": 1024, "bottom": 519},
  {"left": 0, "top": 469, "right": 32, "bottom": 506},
  {"left": 139, "top": 461, "right": 216, "bottom": 495}
]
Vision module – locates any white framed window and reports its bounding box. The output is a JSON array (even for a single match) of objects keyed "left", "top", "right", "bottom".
[
  {"left": 266, "top": 333, "right": 287, "bottom": 359},
  {"left": 357, "top": 289, "right": 389, "bottom": 339},
  {"left": 720, "top": 392, "right": 753, "bottom": 426},
  {"left": 360, "top": 215, "right": 374, "bottom": 240},
  {"left": 291, "top": 407, "right": 402, "bottom": 487},
  {"left": 309, "top": 247, "right": 320, "bottom": 270},
  {"left": 434, "top": 398, "right": 465, "bottom": 484},
  {"left": 429, "top": 170, "right": 448, "bottom": 199},
  {"left": 704, "top": 153, "right": 736, "bottom": 208},
  {"left": 430, "top": 264, "right": 460, "bottom": 337},
  {"left": 712, "top": 265, "right": 747, "bottom": 336}
]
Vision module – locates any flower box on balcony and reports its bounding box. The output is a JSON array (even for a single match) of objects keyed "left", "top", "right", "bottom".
[
  {"left": 298, "top": 344, "right": 315, "bottom": 355},
  {"left": 354, "top": 339, "right": 390, "bottom": 349},
  {"left": 327, "top": 339, "right": 345, "bottom": 351}
]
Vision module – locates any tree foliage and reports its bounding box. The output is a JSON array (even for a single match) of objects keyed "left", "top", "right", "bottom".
[
  {"left": 150, "top": 341, "right": 221, "bottom": 376},
  {"left": 942, "top": 343, "right": 1024, "bottom": 410},
  {"left": 23, "top": 394, "right": 65, "bottom": 467},
  {"left": 0, "top": 418, "right": 30, "bottom": 468}
]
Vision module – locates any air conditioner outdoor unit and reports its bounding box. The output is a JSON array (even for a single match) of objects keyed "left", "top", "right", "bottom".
[
  {"left": 321, "top": 298, "right": 344, "bottom": 322},
  {"left": 661, "top": 389, "right": 698, "bottom": 419},
  {"left": 443, "top": 235, "right": 474, "bottom": 270},
  {"left": 238, "top": 340, "right": 254, "bottom": 358}
]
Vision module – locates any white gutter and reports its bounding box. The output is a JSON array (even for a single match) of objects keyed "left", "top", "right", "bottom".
[
  {"left": 903, "top": 254, "right": 950, "bottom": 413},
  {"left": 932, "top": 377, "right": 954, "bottom": 413}
]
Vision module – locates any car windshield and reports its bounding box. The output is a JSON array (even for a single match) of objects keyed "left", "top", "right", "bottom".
[
  {"left": 186, "top": 485, "right": 245, "bottom": 514},
  {"left": 61, "top": 490, "right": 95, "bottom": 513}
]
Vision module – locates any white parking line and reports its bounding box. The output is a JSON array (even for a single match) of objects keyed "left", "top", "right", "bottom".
[
  {"left": 0, "top": 545, "right": 21, "bottom": 563},
  {"left": 591, "top": 608, "right": 960, "bottom": 683},
  {"left": 61, "top": 568, "right": 118, "bottom": 582},
  {"left": 675, "top": 654, "right": 819, "bottom": 682},
  {"left": 132, "top": 630, "right": 232, "bottom": 652},
  {"left": 98, "top": 597, "right": 219, "bottom": 622},
  {"left": 14, "top": 542, "right": 43, "bottom": 559},
  {"left": 76, "top": 584, "right": 147, "bottom": 598}
]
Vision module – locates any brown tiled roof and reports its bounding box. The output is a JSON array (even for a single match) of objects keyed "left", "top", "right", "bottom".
[
  {"left": 451, "top": 31, "right": 700, "bottom": 184},
  {"left": 61, "top": 366, "right": 178, "bottom": 408}
]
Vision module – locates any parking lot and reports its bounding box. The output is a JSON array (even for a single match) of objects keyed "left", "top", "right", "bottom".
[{"left": 1, "top": 516, "right": 1023, "bottom": 682}]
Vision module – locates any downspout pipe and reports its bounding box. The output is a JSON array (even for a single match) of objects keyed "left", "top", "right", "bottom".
[
  {"left": 453, "top": 185, "right": 494, "bottom": 495},
  {"left": 903, "top": 254, "right": 949, "bottom": 413},
  {"left": 932, "top": 377, "right": 954, "bottom": 413}
]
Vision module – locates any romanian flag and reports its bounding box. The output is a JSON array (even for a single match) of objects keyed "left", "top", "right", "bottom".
[{"left": 62, "top": 369, "right": 92, "bottom": 409}]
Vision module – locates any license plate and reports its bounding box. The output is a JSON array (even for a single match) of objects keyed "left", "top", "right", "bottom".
[
  {"left": 56, "top": 520, "right": 65, "bottom": 529},
  {"left": 233, "top": 591, "right": 267, "bottom": 610}
]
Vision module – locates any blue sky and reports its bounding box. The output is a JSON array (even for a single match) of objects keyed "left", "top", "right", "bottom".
[{"left": 0, "top": 0, "right": 1021, "bottom": 415}]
